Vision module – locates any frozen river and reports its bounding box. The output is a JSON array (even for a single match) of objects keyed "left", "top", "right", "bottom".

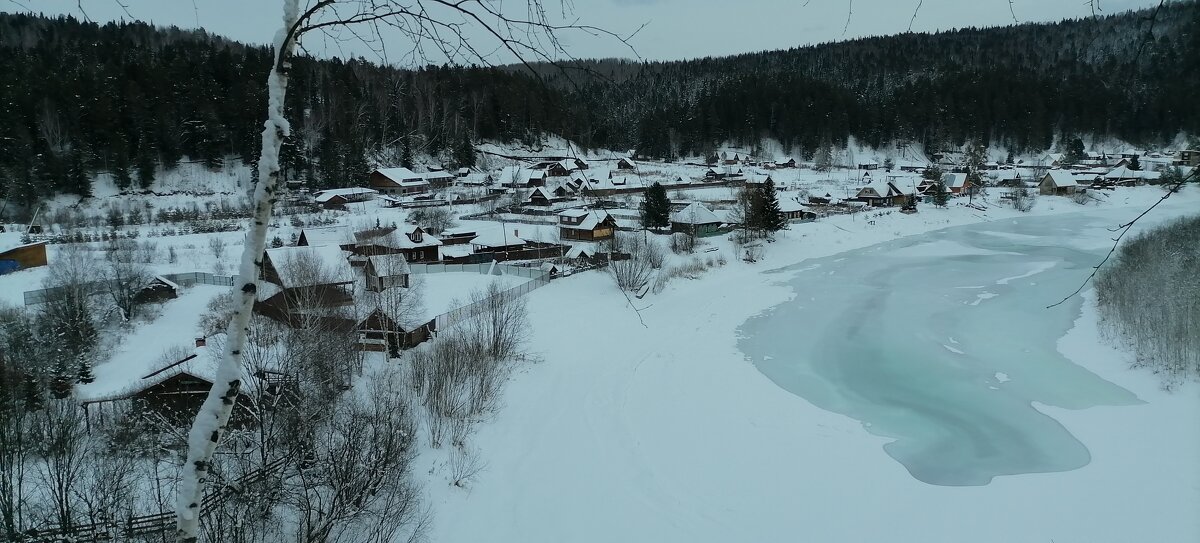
[{"left": 738, "top": 212, "right": 1143, "bottom": 486}]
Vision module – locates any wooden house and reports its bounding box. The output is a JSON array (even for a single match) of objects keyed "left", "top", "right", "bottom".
[
  {"left": 357, "top": 308, "right": 432, "bottom": 354},
  {"left": 364, "top": 254, "right": 410, "bottom": 291},
  {"left": 0, "top": 241, "right": 48, "bottom": 275},
  {"left": 557, "top": 209, "right": 617, "bottom": 241},
  {"left": 1176, "top": 149, "right": 1200, "bottom": 167},
  {"left": 776, "top": 157, "right": 798, "bottom": 168},
  {"left": 616, "top": 157, "right": 638, "bottom": 171},
  {"left": 312, "top": 187, "right": 378, "bottom": 209},
  {"left": 421, "top": 170, "right": 455, "bottom": 189},
  {"left": 941, "top": 172, "right": 970, "bottom": 195},
  {"left": 670, "top": 202, "right": 723, "bottom": 237},
  {"left": 370, "top": 168, "right": 432, "bottom": 195},
  {"left": 257, "top": 245, "right": 356, "bottom": 325},
  {"left": 352, "top": 224, "right": 442, "bottom": 263},
  {"left": 525, "top": 187, "right": 554, "bottom": 207},
  {"left": 439, "top": 228, "right": 478, "bottom": 246},
  {"left": 1039, "top": 171, "right": 1081, "bottom": 195},
  {"left": 854, "top": 179, "right": 908, "bottom": 207},
  {"left": 134, "top": 275, "right": 180, "bottom": 305},
  {"left": 471, "top": 230, "right": 528, "bottom": 253},
  {"left": 778, "top": 198, "right": 816, "bottom": 222}
]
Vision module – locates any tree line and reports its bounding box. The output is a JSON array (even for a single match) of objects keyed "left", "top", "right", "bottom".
[{"left": 1, "top": 2, "right": 1197, "bottom": 207}]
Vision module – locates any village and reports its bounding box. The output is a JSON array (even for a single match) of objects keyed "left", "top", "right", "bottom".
[{"left": 0, "top": 139, "right": 1195, "bottom": 541}]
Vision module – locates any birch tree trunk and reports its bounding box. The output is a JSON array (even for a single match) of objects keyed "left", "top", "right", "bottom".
[{"left": 175, "top": 1, "right": 300, "bottom": 540}]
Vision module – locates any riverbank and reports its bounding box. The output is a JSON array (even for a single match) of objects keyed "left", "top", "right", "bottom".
[{"left": 421, "top": 187, "right": 1200, "bottom": 543}]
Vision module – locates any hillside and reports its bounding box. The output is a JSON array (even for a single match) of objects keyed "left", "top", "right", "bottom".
[{"left": 0, "top": 3, "right": 1197, "bottom": 209}]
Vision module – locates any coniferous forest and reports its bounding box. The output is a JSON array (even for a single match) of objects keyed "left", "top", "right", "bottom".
[{"left": 0, "top": 2, "right": 1197, "bottom": 206}]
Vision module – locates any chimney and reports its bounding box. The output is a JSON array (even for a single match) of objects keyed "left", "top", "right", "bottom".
[{"left": 195, "top": 337, "right": 206, "bottom": 348}]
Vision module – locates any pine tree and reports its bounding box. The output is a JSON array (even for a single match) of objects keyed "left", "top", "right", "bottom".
[
  {"left": 641, "top": 182, "right": 671, "bottom": 229},
  {"left": 77, "top": 358, "right": 94, "bottom": 384},
  {"left": 113, "top": 150, "right": 133, "bottom": 192},
  {"left": 1129, "top": 155, "right": 1141, "bottom": 171},
  {"left": 401, "top": 134, "right": 414, "bottom": 169},
  {"left": 1063, "top": 137, "right": 1086, "bottom": 166},
  {"left": 136, "top": 149, "right": 156, "bottom": 190},
  {"left": 67, "top": 149, "right": 92, "bottom": 198},
  {"left": 22, "top": 372, "right": 44, "bottom": 412},
  {"left": 933, "top": 182, "right": 950, "bottom": 207},
  {"left": 50, "top": 357, "right": 73, "bottom": 399},
  {"left": 453, "top": 131, "right": 476, "bottom": 169},
  {"left": 757, "top": 179, "right": 786, "bottom": 233}
]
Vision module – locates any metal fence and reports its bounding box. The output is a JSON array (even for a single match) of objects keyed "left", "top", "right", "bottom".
[{"left": 425, "top": 262, "right": 550, "bottom": 331}]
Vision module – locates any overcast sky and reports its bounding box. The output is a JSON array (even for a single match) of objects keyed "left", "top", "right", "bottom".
[{"left": 12, "top": 0, "right": 1160, "bottom": 64}]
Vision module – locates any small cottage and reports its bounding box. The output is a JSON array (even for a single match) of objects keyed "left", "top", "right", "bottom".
[
  {"left": 1038, "top": 171, "right": 1080, "bottom": 195},
  {"left": 370, "top": 168, "right": 432, "bottom": 195},
  {"left": 670, "top": 202, "right": 723, "bottom": 237},
  {"left": 364, "top": 254, "right": 411, "bottom": 291},
  {"left": 558, "top": 209, "right": 617, "bottom": 241}
]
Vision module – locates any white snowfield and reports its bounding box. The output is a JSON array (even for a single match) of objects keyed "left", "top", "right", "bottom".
[{"left": 423, "top": 188, "right": 1200, "bottom": 543}]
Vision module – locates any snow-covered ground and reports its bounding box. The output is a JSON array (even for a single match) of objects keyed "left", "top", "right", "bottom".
[{"left": 419, "top": 187, "right": 1200, "bottom": 543}]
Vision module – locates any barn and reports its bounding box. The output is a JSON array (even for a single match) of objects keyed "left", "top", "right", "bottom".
[{"left": 0, "top": 241, "right": 48, "bottom": 275}]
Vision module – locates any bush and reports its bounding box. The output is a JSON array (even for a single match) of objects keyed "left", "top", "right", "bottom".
[{"left": 1095, "top": 215, "right": 1200, "bottom": 387}]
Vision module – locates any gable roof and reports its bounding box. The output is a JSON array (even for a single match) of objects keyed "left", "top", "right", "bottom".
[
  {"left": 942, "top": 172, "right": 969, "bottom": 189},
  {"left": 374, "top": 167, "right": 423, "bottom": 183},
  {"left": 1105, "top": 165, "right": 1162, "bottom": 180},
  {"left": 265, "top": 245, "right": 354, "bottom": 288},
  {"left": 1041, "top": 170, "right": 1078, "bottom": 188},
  {"left": 559, "top": 209, "right": 614, "bottom": 230},
  {"left": 856, "top": 179, "right": 902, "bottom": 199},
  {"left": 366, "top": 253, "right": 410, "bottom": 276},
  {"left": 300, "top": 226, "right": 352, "bottom": 247},
  {"left": 313, "top": 187, "right": 378, "bottom": 203},
  {"left": 471, "top": 230, "right": 527, "bottom": 248},
  {"left": 670, "top": 202, "right": 722, "bottom": 225}
]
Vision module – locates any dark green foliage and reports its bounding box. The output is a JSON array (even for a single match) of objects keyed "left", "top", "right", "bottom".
[
  {"left": 0, "top": 4, "right": 1197, "bottom": 203},
  {"left": 756, "top": 179, "right": 786, "bottom": 233},
  {"left": 66, "top": 149, "right": 92, "bottom": 198},
  {"left": 76, "top": 358, "right": 94, "bottom": 384},
  {"left": 135, "top": 148, "right": 156, "bottom": 190},
  {"left": 922, "top": 165, "right": 945, "bottom": 181},
  {"left": 1129, "top": 155, "right": 1141, "bottom": 171},
  {"left": 641, "top": 182, "right": 671, "bottom": 229},
  {"left": 22, "top": 372, "right": 43, "bottom": 412},
  {"left": 50, "top": 358, "right": 73, "bottom": 399},
  {"left": 454, "top": 131, "right": 476, "bottom": 169},
  {"left": 1063, "top": 137, "right": 1086, "bottom": 166},
  {"left": 933, "top": 182, "right": 950, "bottom": 207}
]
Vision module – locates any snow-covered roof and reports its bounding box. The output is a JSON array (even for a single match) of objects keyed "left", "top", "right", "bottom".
[
  {"left": 559, "top": 210, "right": 613, "bottom": 230},
  {"left": 526, "top": 186, "right": 554, "bottom": 202},
  {"left": 471, "top": 231, "right": 527, "bottom": 248},
  {"left": 356, "top": 224, "right": 443, "bottom": 249},
  {"left": 265, "top": 245, "right": 354, "bottom": 288},
  {"left": 942, "top": 172, "right": 969, "bottom": 189},
  {"left": 313, "top": 187, "right": 378, "bottom": 203},
  {"left": 440, "top": 244, "right": 474, "bottom": 259},
  {"left": 670, "top": 202, "right": 722, "bottom": 225},
  {"left": 777, "top": 197, "right": 808, "bottom": 214},
  {"left": 856, "top": 179, "right": 901, "bottom": 198},
  {"left": 1105, "top": 166, "right": 1162, "bottom": 180},
  {"left": 422, "top": 170, "right": 454, "bottom": 181},
  {"left": 1041, "top": 170, "right": 1078, "bottom": 188},
  {"left": 558, "top": 208, "right": 590, "bottom": 218},
  {"left": 367, "top": 253, "right": 410, "bottom": 275},
  {"left": 375, "top": 167, "right": 423, "bottom": 182},
  {"left": 132, "top": 335, "right": 229, "bottom": 392},
  {"left": 300, "top": 226, "right": 352, "bottom": 247},
  {"left": 565, "top": 244, "right": 598, "bottom": 259},
  {"left": 0, "top": 240, "right": 46, "bottom": 254}
]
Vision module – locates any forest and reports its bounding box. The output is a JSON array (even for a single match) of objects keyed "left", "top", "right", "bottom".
[{"left": 0, "top": 2, "right": 1197, "bottom": 207}]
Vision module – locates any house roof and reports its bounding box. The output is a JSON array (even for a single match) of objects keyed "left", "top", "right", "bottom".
[
  {"left": 367, "top": 253, "right": 410, "bottom": 275},
  {"left": 559, "top": 209, "right": 614, "bottom": 230},
  {"left": 265, "top": 245, "right": 355, "bottom": 288},
  {"left": 355, "top": 224, "right": 443, "bottom": 249},
  {"left": 1105, "top": 165, "right": 1162, "bottom": 180},
  {"left": 558, "top": 208, "right": 590, "bottom": 218},
  {"left": 313, "top": 187, "right": 378, "bottom": 203},
  {"left": 526, "top": 186, "right": 554, "bottom": 202},
  {"left": 670, "top": 202, "right": 722, "bottom": 225},
  {"left": 565, "top": 244, "right": 598, "bottom": 259},
  {"left": 0, "top": 240, "right": 47, "bottom": 255},
  {"left": 422, "top": 170, "right": 454, "bottom": 181},
  {"left": 374, "top": 167, "right": 423, "bottom": 183},
  {"left": 942, "top": 172, "right": 969, "bottom": 188},
  {"left": 471, "top": 230, "right": 527, "bottom": 248},
  {"left": 300, "top": 226, "right": 352, "bottom": 247},
  {"left": 777, "top": 197, "right": 808, "bottom": 213},
  {"left": 856, "top": 179, "right": 902, "bottom": 199},
  {"left": 1041, "top": 170, "right": 1078, "bottom": 188}
]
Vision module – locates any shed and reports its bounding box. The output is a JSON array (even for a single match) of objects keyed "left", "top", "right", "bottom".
[
  {"left": 364, "top": 253, "right": 411, "bottom": 291},
  {"left": 1039, "top": 171, "right": 1080, "bottom": 195},
  {"left": 0, "top": 241, "right": 48, "bottom": 274},
  {"left": 670, "top": 202, "right": 723, "bottom": 237},
  {"left": 134, "top": 275, "right": 180, "bottom": 305}
]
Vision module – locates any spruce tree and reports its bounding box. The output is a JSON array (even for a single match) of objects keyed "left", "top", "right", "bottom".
[
  {"left": 77, "top": 358, "right": 94, "bottom": 384},
  {"left": 757, "top": 179, "right": 786, "bottom": 233},
  {"left": 50, "top": 357, "right": 73, "bottom": 399},
  {"left": 641, "top": 182, "right": 671, "bottom": 229},
  {"left": 113, "top": 151, "right": 133, "bottom": 192},
  {"left": 1129, "top": 155, "right": 1141, "bottom": 171},
  {"left": 67, "top": 149, "right": 92, "bottom": 198},
  {"left": 933, "top": 182, "right": 950, "bottom": 207},
  {"left": 401, "top": 134, "right": 414, "bottom": 169},
  {"left": 453, "top": 131, "right": 476, "bottom": 169},
  {"left": 23, "top": 372, "right": 44, "bottom": 411},
  {"left": 136, "top": 149, "right": 156, "bottom": 190}
]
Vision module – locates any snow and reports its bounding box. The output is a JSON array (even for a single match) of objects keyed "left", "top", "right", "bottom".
[
  {"left": 80, "top": 284, "right": 226, "bottom": 400},
  {"left": 420, "top": 186, "right": 1200, "bottom": 543},
  {"left": 416, "top": 272, "right": 526, "bottom": 322}
]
